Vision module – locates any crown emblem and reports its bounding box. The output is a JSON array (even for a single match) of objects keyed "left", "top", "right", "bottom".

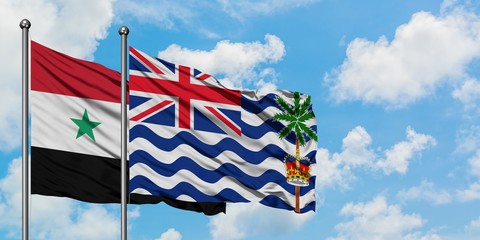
[{"left": 284, "top": 154, "right": 311, "bottom": 187}]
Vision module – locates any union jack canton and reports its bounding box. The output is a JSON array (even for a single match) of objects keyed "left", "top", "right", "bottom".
[{"left": 129, "top": 46, "right": 241, "bottom": 135}]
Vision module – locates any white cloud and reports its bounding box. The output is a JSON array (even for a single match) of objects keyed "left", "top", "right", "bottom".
[
  {"left": 434, "top": 216, "right": 480, "bottom": 240},
  {"left": 115, "top": 0, "right": 194, "bottom": 29},
  {"left": 457, "top": 182, "right": 480, "bottom": 202},
  {"left": 396, "top": 180, "right": 452, "bottom": 205},
  {"left": 217, "top": 0, "right": 319, "bottom": 21},
  {"left": 465, "top": 216, "right": 480, "bottom": 233},
  {"left": 456, "top": 149, "right": 480, "bottom": 202},
  {"left": 468, "top": 150, "right": 480, "bottom": 177},
  {"left": 455, "top": 125, "right": 480, "bottom": 154},
  {"left": 158, "top": 34, "right": 285, "bottom": 89},
  {"left": 0, "top": 0, "right": 115, "bottom": 151},
  {"left": 440, "top": 0, "right": 459, "bottom": 13},
  {"left": 116, "top": 0, "right": 318, "bottom": 38},
  {"left": 317, "top": 126, "right": 435, "bottom": 190},
  {"left": 40, "top": 205, "right": 119, "bottom": 240},
  {"left": 316, "top": 148, "right": 354, "bottom": 190},
  {"left": 340, "top": 126, "right": 377, "bottom": 167},
  {"left": 326, "top": 7, "right": 480, "bottom": 108},
  {"left": 155, "top": 228, "right": 182, "bottom": 240},
  {"left": 0, "top": 157, "right": 23, "bottom": 232},
  {"left": 209, "top": 203, "right": 314, "bottom": 240},
  {"left": 128, "top": 206, "right": 141, "bottom": 219},
  {"left": 117, "top": 0, "right": 319, "bottom": 27},
  {"left": 375, "top": 127, "right": 436, "bottom": 175},
  {"left": 4, "top": 0, "right": 115, "bottom": 60},
  {"left": 0, "top": 158, "right": 120, "bottom": 239},
  {"left": 403, "top": 232, "right": 442, "bottom": 240},
  {"left": 316, "top": 126, "right": 375, "bottom": 190},
  {"left": 328, "top": 196, "right": 431, "bottom": 240},
  {"left": 452, "top": 78, "right": 480, "bottom": 111}
]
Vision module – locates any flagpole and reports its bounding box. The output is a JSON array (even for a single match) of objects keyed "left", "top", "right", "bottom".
[
  {"left": 20, "top": 18, "right": 31, "bottom": 240},
  {"left": 119, "top": 25, "right": 130, "bottom": 240}
]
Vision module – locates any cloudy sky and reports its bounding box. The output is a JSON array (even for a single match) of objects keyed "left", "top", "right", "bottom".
[{"left": 1, "top": 0, "right": 480, "bottom": 239}]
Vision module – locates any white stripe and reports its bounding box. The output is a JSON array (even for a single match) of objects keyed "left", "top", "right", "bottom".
[
  {"left": 130, "top": 137, "right": 316, "bottom": 172},
  {"left": 240, "top": 105, "right": 316, "bottom": 129},
  {"left": 129, "top": 120, "right": 317, "bottom": 167},
  {"left": 242, "top": 104, "right": 316, "bottom": 129},
  {"left": 130, "top": 163, "right": 315, "bottom": 208},
  {"left": 130, "top": 122, "right": 297, "bottom": 152},
  {"left": 243, "top": 105, "right": 282, "bottom": 127},
  {"left": 32, "top": 91, "right": 121, "bottom": 158},
  {"left": 130, "top": 188, "right": 204, "bottom": 202},
  {"left": 130, "top": 140, "right": 285, "bottom": 176},
  {"left": 130, "top": 137, "right": 317, "bottom": 181},
  {"left": 131, "top": 188, "right": 152, "bottom": 195},
  {"left": 242, "top": 89, "right": 307, "bottom": 103},
  {"left": 130, "top": 122, "right": 317, "bottom": 158}
]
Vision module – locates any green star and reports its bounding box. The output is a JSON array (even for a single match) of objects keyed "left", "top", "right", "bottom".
[{"left": 70, "top": 109, "right": 101, "bottom": 141}]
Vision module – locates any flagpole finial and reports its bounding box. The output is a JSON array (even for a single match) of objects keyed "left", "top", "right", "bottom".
[
  {"left": 19, "top": 19, "right": 31, "bottom": 29},
  {"left": 118, "top": 26, "right": 129, "bottom": 36}
]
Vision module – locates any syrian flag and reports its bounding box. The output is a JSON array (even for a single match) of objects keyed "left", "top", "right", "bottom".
[
  {"left": 31, "top": 40, "right": 122, "bottom": 203},
  {"left": 30, "top": 41, "right": 225, "bottom": 215}
]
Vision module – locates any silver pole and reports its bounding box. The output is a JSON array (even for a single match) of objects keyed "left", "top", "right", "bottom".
[
  {"left": 19, "top": 18, "right": 31, "bottom": 240},
  {"left": 119, "top": 25, "right": 129, "bottom": 240}
]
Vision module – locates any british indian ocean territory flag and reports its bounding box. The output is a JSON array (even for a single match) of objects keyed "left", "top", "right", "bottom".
[{"left": 128, "top": 47, "right": 317, "bottom": 213}]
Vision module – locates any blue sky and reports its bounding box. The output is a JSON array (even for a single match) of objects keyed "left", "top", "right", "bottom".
[{"left": 1, "top": 0, "right": 480, "bottom": 239}]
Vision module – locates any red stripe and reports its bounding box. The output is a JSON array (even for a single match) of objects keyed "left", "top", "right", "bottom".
[
  {"left": 205, "top": 106, "right": 241, "bottom": 136},
  {"left": 130, "top": 75, "right": 241, "bottom": 105},
  {"left": 129, "top": 47, "right": 164, "bottom": 75},
  {"left": 130, "top": 100, "right": 173, "bottom": 121},
  {"left": 196, "top": 74, "right": 211, "bottom": 81},
  {"left": 31, "top": 41, "right": 122, "bottom": 103},
  {"left": 178, "top": 65, "right": 191, "bottom": 129}
]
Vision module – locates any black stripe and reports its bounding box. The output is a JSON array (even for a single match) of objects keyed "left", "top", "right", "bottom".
[
  {"left": 129, "top": 193, "right": 226, "bottom": 216},
  {"left": 31, "top": 146, "right": 225, "bottom": 214},
  {"left": 31, "top": 146, "right": 120, "bottom": 203}
]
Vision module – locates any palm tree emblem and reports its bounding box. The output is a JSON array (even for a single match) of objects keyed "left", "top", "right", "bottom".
[
  {"left": 273, "top": 91, "right": 317, "bottom": 212},
  {"left": 274, "top": 92, "right": 317, "bottom": 146}
]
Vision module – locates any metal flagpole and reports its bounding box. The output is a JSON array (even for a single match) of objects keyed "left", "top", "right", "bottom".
[
  {"left": 119, "top": 25, "right": 129, "bottom": 240},
  {"left": 20, "top": 19, "right": 31, "bottom": 240}
]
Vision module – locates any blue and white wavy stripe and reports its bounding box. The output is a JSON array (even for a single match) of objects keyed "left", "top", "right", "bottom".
[
  {"left": 129, "top": 91, "right": 317, "bottom": 213},
  {"left": 130, "top": 149, "right": 316, "bottom": 187},
  {"left": 131, "top": 122, "right": 298, "bottom": 151},
  {"left": 130, "top": 139, "right": 291, "bottom": 175},
  {"left": 130, "top": 165, "right": 316, "bottom": 212},
  {"left": 130, "top": 125, "right": 313, "bottom": 164}
]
